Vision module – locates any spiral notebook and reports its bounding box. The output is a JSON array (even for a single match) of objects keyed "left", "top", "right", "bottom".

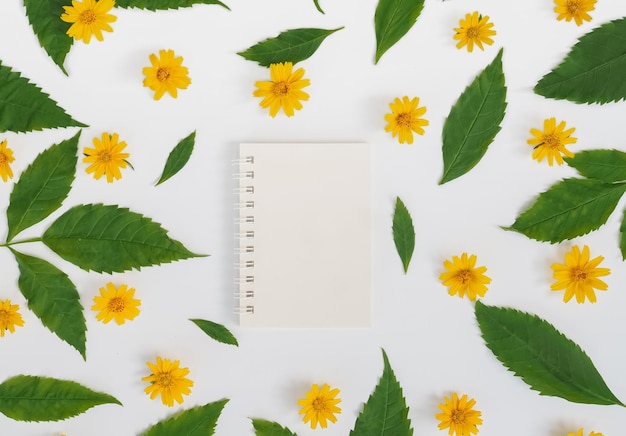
[{"left": 235, "top": 142, "right": 371, "bottom": 328}]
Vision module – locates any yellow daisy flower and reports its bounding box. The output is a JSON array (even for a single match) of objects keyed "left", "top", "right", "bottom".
[
  {"left": 142, "top": 357, "right": 194, "bottom": 407},
  {"left": 555, "top": 0, "right": 597, "bottom": 26},
  {"left": 0, "top": 139, "right": 15, "bottom": 182},
  {"left": 436, "top": 393, "right": 483, "bottom": 436},
  {"left": 0, "top": 299, "right": 25, "bottom": 337},
  {"left": 83, "top": 132, "right": 130, "bottom": 183},
  {"left": 297, "top": 383, "right": 342, "bottom": 429},
  {"left": 253, "top": 62, "right": 310, "bottom": 117},
  {"left": 142, "top": 49, "right": 191, "bottom": 101},
  {"left": 384, "top": 96, "right": 429, "bottom": 144},
  {"left": 568, "top": 429, "right": 603, "bottom": 436},
  {"left": 454, "top": 12, "right": 496, "bottom": 53},
  {"left": 527, "top": 117, "right": 577, "bottom": 166},
  {"left": 60, "top": 0, "right": 116, "bottom": 44},
  {"left": 91, "top": 282, "right": 141, "bottom": 325},
  {"left": 551, "top": 245, "right": 610, "bottom": 304},
  {"left": 439, "top": 253, "right": 491, "bottom": 301}
]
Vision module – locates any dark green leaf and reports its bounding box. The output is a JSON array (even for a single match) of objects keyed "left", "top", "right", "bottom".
[
  {"left": 190, "top": 319, "right": 238, "bottom": 346},
  {"left": 565, "top": 149, "right": 626, "bottom": 183},
  {"left": 350, "top": 349, "right": 413, "bottom": 436},
  {"left": 313, "top": 0, "right": 325, "bottom": 14},
  {"left": 535, "top": 17, "right": 626, "bottom": 104},
  {"left": 475, "top": 301, "right": 624, "bottom": 406},
  {"left": 392, "top": 197, "right": 415, "bottom": 274},
  {"left": 251, "top": 419, "right": 297, "bottom": 436},
  {"left": 156, "top": 131, "right": 195, "bottom": 186},
  {"left": 440, "top": 48, "right": 507, "bottom": 184},
  {"left": 6, "top": 132, "right": 79, "bottom": 243},
  {"left": 619, "top": 208, "right": 626, "bottom": 260},
  {"left": 237, "top": 27, "right": 343, "bottom": 67},
  {"left": 142, "top": 399, "right": 228, "bottom": 436},
  {"left": 505, "top": 178, "right": 626, "bottom": 243},
  {"left": 374, "top": 0, "right": 425, "bottom": 64},
  {"left": 42, "top": 203, "right": 205, "bottom": 273},
  {"left": 115, "top": 0, "right": 229, "bottom": 11},
  {"left": 0, "top": 375, "right": 121, "bottom": 421}
]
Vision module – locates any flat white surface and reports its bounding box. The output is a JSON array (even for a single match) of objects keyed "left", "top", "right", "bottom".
[{"left": 0, "top": 1, "right": 625, "bottom": 435}]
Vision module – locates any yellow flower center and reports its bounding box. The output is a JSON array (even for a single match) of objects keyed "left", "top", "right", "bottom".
[
  {"left": 567, "top": 0, "right": 580, "bottom": 14},
  {"left": 107, "top": 297, "right": 125, "bottom": 313},
  {"left": 397, "top": 113, "right": 413, "bottom": 127},
  {"left": 0, "top": 309, "right": 8, "bottom": 324},
  {"left": 156, "top": 372, "right": 173, "bottom": 388},
  {"left": 573, "top": 268, "right": 588, "bottom": 281},
  {"left": 273, "top": 81, "right": 290, "bottom": 96},
  {"left": 80, "top": 10, "right": 97, "bottom": 25},
  {"left": 467, "top": 27, "right": 480, "bottom": 39},
  {"left": 0, "top": 153, "right": 7, "bottom": 164},
  {"left": 543, "top": 134, "right": 560, "bottom": 149},
  {"left": 451, "top": 410, "right": 466, "bottom": 424},
  {"left": 157, "top": 67, "right": 171, "bottom": 82},
  {"left": 457, "top": 270, "right": 472, "bottom": 284},
  {"left": 100, "top": 151, "right": 112, "bottom": 162},
  {"left": 312, "top": 398, "right": 326, "bottom": 411}
]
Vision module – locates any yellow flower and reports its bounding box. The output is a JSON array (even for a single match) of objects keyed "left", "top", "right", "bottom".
[
  {"left": 384, "top": 96, "right": 429, "bottom": 144},
  {"left": 527, "top": 117, "right": 577, "bottom": 166},
  {"left": 0, "top": 299, "right": 25, "bottom": 337},
  {"left": 60, "top": 0, "right": 116, "bottom": 44},
  {"left": 142, "top": 49, "right": 191, "bottom": 100},
  {"left": 143, "top": 357, "right": 193, "bottom": 407},
  {"left": 555, "top": 0, "right": 597, "bottom": 26},
  {"left": 454, "top": 12, "right": 496, "bottom": 52},
  {"left": 83, "top": 132, "right": 130, "bottom": 183},
  {"left": 551, "top": 245, "right": 610, "bottom": 304},
  {"left": 91, "top": 282, "right": 141, "bottom": 325},
  {"left": 435, "top": 393, "right": 483, "bottom": 436},
  {"left": 0, "top": 139, "right": 15, "bottom": 182},
  {"left": 568, "top": 429, "right": 603, "bottom": 436},
  {"left": 439, "top": 253, "right": 491, "bottom": 301},
  {"left": 253, "top": 62, "right": 310, "bottom": 117},
  {"left": 297, "top": 383, "right": 342, "bottom": 429}
]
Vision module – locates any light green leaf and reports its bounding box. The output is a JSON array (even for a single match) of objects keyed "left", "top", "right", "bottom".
[
  {"left": 565, "top": 149, "right": 626, "bottom": 183},
  {"left": 115, "top": 0, "right": 229, "bottom": 10},
  {"left": 251, "top": 419, "right": 297, "bottom": 436},
  {"left": 0, "top": 61, "right": 86, "bottom": 133},
  {"left": 374, "top": 0, "right": 425, "bottom": 64},
  {"left": 392, "top": 197, "right": 415, "bottom": 274},
  {"left": 190, "top": 319, "right": 238, "bottom": 346},
  {"left": 535, "top": 17, "right": 626, "bottom": 104},
  {"left": 475, "top": 301, "right": 624, "bottom": 406},
  {"left": 142, "top": 399, "right": 229, "bottom": 436},
  {"left": 11, "top": 250, "right": 86, "bottom": 359},
  {"left": 237, "top": 27, "right": 343, "bottom": 67},
  {"left": 440, "top": 48, "right": 507, "bottom": 184},
  {"left": 42, "top": 203, "right": 204, "bottom": 273},
  {"left": 350, "top": 349, "right": 413, "bottom": 436},
  {"left": 156, "top": 131, "right": 195, "bottom": 186},
  {"left": 0, "top": 375, "right": 121, "bottom": 421},
  {"left": 313, "top": 0, "right": 325, "bottom": 14},
  {"left": 6, "top": 132, "right": 79, "bottom": 243},
  {"left": 505, "top": 178, "right": 626, "bottom": 243}
]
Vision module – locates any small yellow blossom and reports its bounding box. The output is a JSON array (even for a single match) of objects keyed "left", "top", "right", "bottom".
[
  {"left": 384, "top": 96, "right": 429, "bottom": 144},
  {"left": 298, "top": 383, "right": 342, "bottom": 429},
  {"left": 527, "top": 117, "right": 577, "bottom": 166},
  {"left": 143, "top": 357, "right": 193, "bottom": 407},
  {"left": 551, "top": 245, "right": 610, "bottom": 303},
  {"left": 92, "top": 282, "right": 141, "bottom": 325},
  {"left": 436, "top": 393, "right": 483, "bottom": 436},
  {"left": 568, "top": 429, "right": 603, "bottom": 436},
  {"left": 142, "top": 49, "right": 191, "bottom": 100},
  {"left": 61, "top": 0, "right": 116, "bottom": 44},
  {"left": 83, "top": 132, "right": 130, "bottom": 183},
  {"left": 439, "top": 253, "right": 491, "bottom": 301},
  {"left": 253, "top": 62, "right": 310, "bottom": 117},
  {"left": 454, "top": 12, "right": 496, "bottom": 52},
  {"left": 0, "top": 139, "right": 15, "bottom": 182},
  {"left": 0, "top": 299, "right": 25, "bottom": 337},
  {"left": 555, "top": 0, "right": 597, "bottom": 26}
]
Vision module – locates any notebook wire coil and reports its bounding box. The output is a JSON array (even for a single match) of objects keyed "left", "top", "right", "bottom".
[{"left": 234, "top": 155, "right": 255, "bottom": 316}]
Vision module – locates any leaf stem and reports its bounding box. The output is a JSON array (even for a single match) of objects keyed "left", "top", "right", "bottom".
[{"left": 0, "top": 237, "right": 43, "bottom": 247}]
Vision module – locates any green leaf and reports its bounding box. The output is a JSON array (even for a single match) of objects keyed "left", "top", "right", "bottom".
[
  {"left": 156, "top": 131, "right": 195, "bottom": 186},
  {"left": 505, "top": 178, "right": 626, "bottom": 243},
  {"left": 42, "top": 203, "right": 204, "bottom": 273},
  {"left": 0, "top": 375, "right": 121, "bottom": 421},
  {"left": 142, "top": 399, "right": 228, "bottom": 436},
  {"left": 0, "top": 60, "right": 86, "bottom": 133},
  {"left": 440, "top": 48, "right": 507, "bottom": 184},
  {"left": 475, "top": 301, "right": 624, "bottom": 406},
  {"left": 374, "top": 0, "right": 425, "bottom": 64},
  {"left": 313, "top": 0, "right": 325, "bottom": 14},
  {"left": 190, "top": 319, "right": 238, "bottom": 346},
  {"left": 392, "top": 197, "right": 415, "bottom": 274},
  {"left": 11, "top": 250, "right": 86, "bottom": 359},
  {"left": 251, "top": 419, "right": 297, "bottom": 436},
  {"left": 565, "top": 149, "right": 626, "bottom": 183},
  {"left": 619, "top": 208, "right": 626, "bottom": 260},
  {"left": 237, "top": 27, "right": 344, "bottom": 67},
  {"left": 6, "top": 132, "right": 79, "bottom": 243},
  {"left": 534, "top": 17, "right": 626, "bottom": 104},
  {"left": 115, "top": 0, "right": 229, "bottom": 11},
  {"left": 350, "top": 349, "right": 413, "bottom": 436}
]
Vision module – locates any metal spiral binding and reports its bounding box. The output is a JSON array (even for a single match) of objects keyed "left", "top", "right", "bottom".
[{"left": 234, "top": 155, "right": 255, "bottom": 316}]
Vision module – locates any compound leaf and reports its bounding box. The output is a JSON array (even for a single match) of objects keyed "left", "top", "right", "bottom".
[
  {"left": 115, "top": 0, "right": 229, "bottom": 10},
  {"left": 142, "top": 399, "right": 228, "bottom": 436},
  {"left": 251, "top": 419, "right": 297, "bottom": 436},
  {"left": 392, "top": 197, "right": 415, "bottom": 274},
  {"left": 374, "top": 0, "right": 425, "bottom": 64},
  {"left": 156, "top": 131, "right": 195, "bottom": 186},
  {"left": 565, "top": 149, "right": 626, "bottom": 183},
  {"left": 190, "top": 319, "right": 238, "bottom": 346}
]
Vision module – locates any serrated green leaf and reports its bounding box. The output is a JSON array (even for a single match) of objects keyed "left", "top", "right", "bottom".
[
  {"left": 565, "top": 149, "right": 626, "bottom": 183},
  {"left": 0, "top": 60, "right": 86, "bottom": 133},
  {"left": 142, "top": 399, "right": 228, "bottom": 436},
  {"left": 505, "top": 178, "right": 626, "bottom": 243},
  {"left": 115, "top": 0, "right": 229, "bottom": 11},
  {"left": 350, "top": 349, "right": 413, "bottom": 436},
  {"left": 440, "top": 48, "right": 507, "bottom": 184},
  {"left": 392, "top": 197, "right": 415, "bottom": 274},
  {"left": 190, "top": 319, "right": 238, "bottom": 346},
  {"left": 475, "top": 301, "right": 624, "bottom": 406},
  {"left": 0, "top": 375, "right": 121, "bottom": 422},
  {"left": 374, "top": 0, "right": 425, "bottom": 64},
  {"left": 11, "top": 250, "right": 86, "bottom": 359},
  {"left": 42, "top": 203, "right": 204, "bottom": 273},
  {"left": 313, "top": 0, "right": 325, "bottom": 14},
  {"left": 156, "top": 131, "right": 195, "bottom": 186},
  {"left": 6, "top": 132, "right": 79, "bottom": 243},
  {"left": 237, "top": 27, "right": 343, "bottom": 67},
  {"left": 251, "top": 419, "right": 297, "bottom": 436},
  {"left": 535, "top": 17, "right": 626, "bottom": 104}
]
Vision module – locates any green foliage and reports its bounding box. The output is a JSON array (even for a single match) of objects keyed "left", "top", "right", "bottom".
[
  {"left": 156, "top": 131, "right": 196, "bottom": 186},
  {"left": 475, "top": 301, "right": 624, "bottom": 406},
  {"left": 535, "top": 17, "right": 626, "bottom": 104},
  {"left": 620, "top": 209, "right": 626, "bottom": 260},
  {"left": 374, "top": 0, "right": 425, "bottom": 64},
  {"left": 0, "top": 375, "right": 121, "bottom": 421},
  {"left": 190, "top": 319, "right": 238, "bottom": 346},
  {"left": 565, "top": 149, "right": 626, "bottom": 183},
  {"left": 115, "top": 0, "right": 229, "bottom": 10},
  {"left": 313, "top": 0, "right": 325, "bottom": 14},
  {"left": 238, "top": 27, "right": 343, "bottom": 67},
  {"left": 392, "top": 197, "right": 415, "bottom": 274},
  {"left": 440, "top": 48, "right": 507, "bottom": 184},
  {"left": 251, "top": 419, "right": 297, "bottom": 436},
  {"left": 42, "top": 203, "right": 204, "bottom": 273},
  {"left": 350, "top": 349, "right": 413, "bottom": 436},
  {"left": 6, "top": 132, "right": 79, "bottom": 243},
  {"left": 142, "top": 399, "right": 229, "bottom": 436}
]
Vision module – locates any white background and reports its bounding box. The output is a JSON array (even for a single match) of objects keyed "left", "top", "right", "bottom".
[{"left": 1, "top": 0, "right": 626, "bottom": 435}]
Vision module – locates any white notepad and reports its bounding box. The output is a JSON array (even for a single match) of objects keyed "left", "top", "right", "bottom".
[{"left": 235, "top": 143, "right": 371, "bottom": 328}]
